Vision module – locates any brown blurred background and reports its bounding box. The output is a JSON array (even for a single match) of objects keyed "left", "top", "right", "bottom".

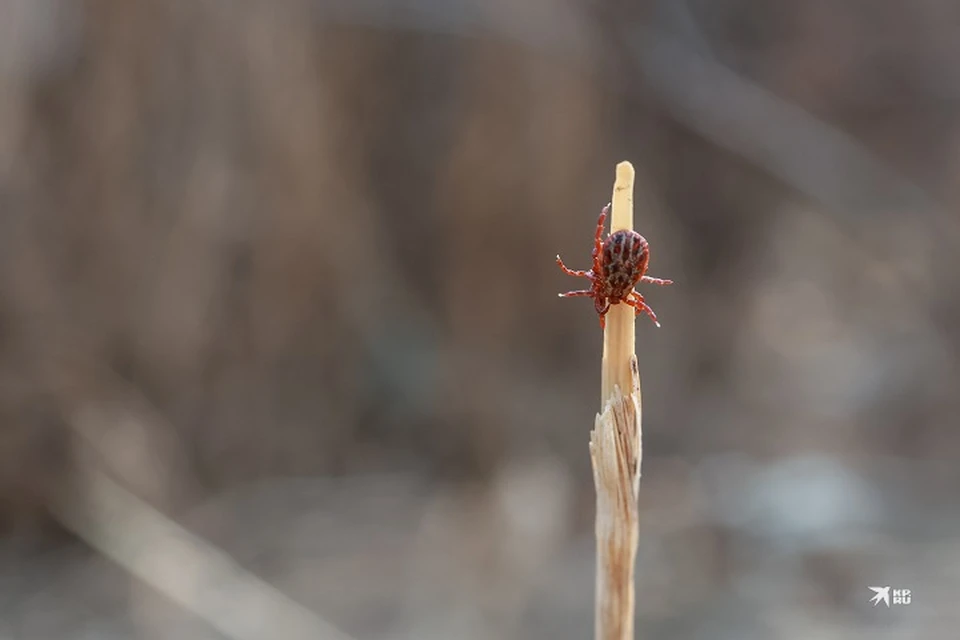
[{"left": 1, "top": 0, "right": 958, "bottom": 638}]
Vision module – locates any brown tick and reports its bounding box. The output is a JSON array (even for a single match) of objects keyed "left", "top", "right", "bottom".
[{"left": 557, "top": 203, "right": 673, "bottom": 329}]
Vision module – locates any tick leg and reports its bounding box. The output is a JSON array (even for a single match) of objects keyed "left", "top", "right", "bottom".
[
  {"left": 556, "top": 255, "right": 593, "bottom": 279},
  {"left": 591, "top": 203, "right": 610, "bottom": 273},
  {"left": 626, "top": 292, "right": 661, "bottom": 327},
  {"left": 557, "top": 289, "right": 607, "bottom": 328},
  {"left": 595, "top": 204, "right": 609, "bottom": 248},
  {"left": 641, "top": 275, "right": 673, "bottom": 286}
]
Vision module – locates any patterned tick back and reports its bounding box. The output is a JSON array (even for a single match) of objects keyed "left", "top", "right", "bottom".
[{"left": 556, "top": 203, "right": 673, "bottom": 328}]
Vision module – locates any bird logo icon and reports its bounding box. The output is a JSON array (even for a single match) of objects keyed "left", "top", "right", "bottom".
[{"left": 868, "top": 586, "right": 891, "bottom": 607}]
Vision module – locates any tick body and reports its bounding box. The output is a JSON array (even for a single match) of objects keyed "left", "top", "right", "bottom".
[{"left": 557, "top": 203, "right": 673, "bottom": 328}]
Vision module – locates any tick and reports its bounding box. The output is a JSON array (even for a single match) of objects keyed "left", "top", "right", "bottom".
[{"left": 557, "top": 203, "right": 673, "bottom": 329}]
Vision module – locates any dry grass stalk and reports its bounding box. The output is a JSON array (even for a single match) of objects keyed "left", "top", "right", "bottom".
[{"left": 590, "top": 161, "right": 643, "bottom": 640}]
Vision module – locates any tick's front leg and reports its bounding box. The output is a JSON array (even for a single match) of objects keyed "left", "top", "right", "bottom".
[
  {"left": 591, "top": 203, "right": 611, "bottom": 274},
  {"left": 556, "top": 255, "right": 593, "bottom": 279},
  {"left": 595, "top": 204, "right": 610, "bottom": 248},
  {"left": 641, "top": 275, "right": 673, "bottom": 286}
]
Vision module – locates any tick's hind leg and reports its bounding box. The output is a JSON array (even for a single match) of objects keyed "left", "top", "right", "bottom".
[
  {"left": 626, "top": 292, "right": 662, "bottom": 327},
  {"left": 641, "top": 275, "right": 673, "bottom": 286},
  {"left": 556, "top": 255, "right": 593, "bottom": 279},
  {"left": 557, "top": 289, "right": 593, "bottom": 298}
]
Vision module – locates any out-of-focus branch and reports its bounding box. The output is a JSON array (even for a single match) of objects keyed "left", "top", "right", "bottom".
[
  {"left": 632, "top": 29, "right": 939, "bottom": 219},
  {"left": 52, "top": 462, "right": 357, "bottom": 640},
  {"left": 45, "top": 364, "right": 355, "bottom": 640}
]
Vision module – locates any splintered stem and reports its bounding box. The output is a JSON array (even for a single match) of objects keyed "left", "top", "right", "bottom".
[{"left": 591, "top": 161, "right": 643, "bottom": 640}]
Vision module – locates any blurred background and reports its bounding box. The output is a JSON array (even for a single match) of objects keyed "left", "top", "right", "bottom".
[{"left": 0, "top": 0, "right": 958, "bottom": 638}]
